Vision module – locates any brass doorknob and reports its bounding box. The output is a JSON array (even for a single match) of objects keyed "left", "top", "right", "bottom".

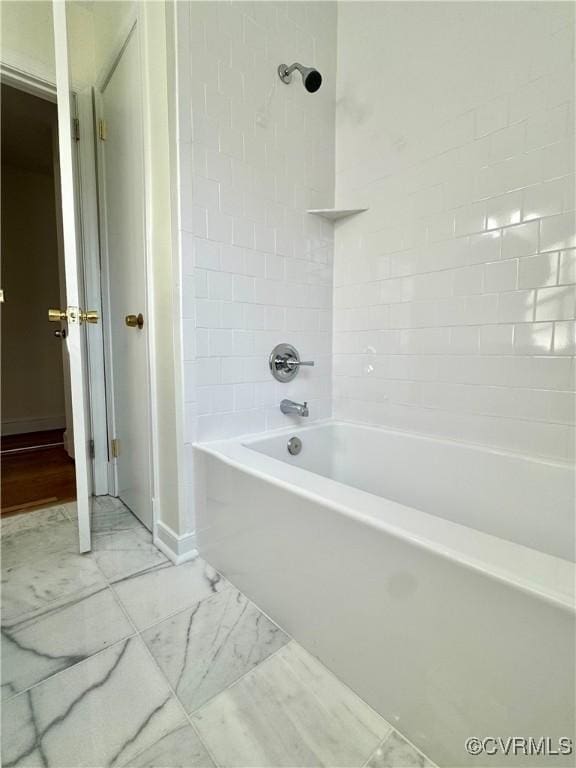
[
  {"left": 48, "top": 308, "right": 67, "bottom": 322},
  {"left": 82, "top": 310, "right": 99, "bottom": 324},
  {"left": 125, "top": 313, "right": 144, "bottom": 329},
  {"left": 48, "top": 307, "right": 99, "bottom": 324}
]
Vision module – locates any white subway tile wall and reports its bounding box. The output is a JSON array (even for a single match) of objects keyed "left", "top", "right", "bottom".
[
  {"left": 178, "top": 2, "right": 337, "bottom": 450},
  {"left": 334, "top": 2, "right": 575, "bottom": 461}
]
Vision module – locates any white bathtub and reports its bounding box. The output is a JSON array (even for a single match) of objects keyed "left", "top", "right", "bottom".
[{"left": 194, "top": 421, "right": 576, "bottom": 767}]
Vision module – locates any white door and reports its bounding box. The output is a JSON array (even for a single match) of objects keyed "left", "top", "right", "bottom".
[
  {"left": 98, "top": 26, "right": 153, "bottom": 529},
  {"left": 52, "top": 1, "right": 95, "bottom": 552}
]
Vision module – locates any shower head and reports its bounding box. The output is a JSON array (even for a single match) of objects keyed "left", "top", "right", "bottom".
[{"left": 278, "top": 62, "right": 322, "bottom": 93}]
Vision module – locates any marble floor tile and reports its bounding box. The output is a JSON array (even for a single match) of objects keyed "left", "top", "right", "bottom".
[
  {"left": 142, "top": 588, "right": 289, "bottom": 713},
  {"left": 93, "top": 495, "right": 127, "bottom": 510},
  {"left": 366, "top": 732, "right": 435, "bottom": 768},
  {"left": 1, "top": 637, "right": 186, "bottom": 768},
  {"left": 1, "top": 551, "right": 107, "bottom": 625},
  {"left": 92, "top": 527, "right": 168, "bottom": 582},
  {"left": 61, "top": 501, "right": 78, "bottom": 521},
  {"left": 1, "top": 587, "right": 134, "bottom": 700},
  {"left": 91, "top": 497, "right": 143, "bottom": 534},
  {"left": 192, "top": 641, "right": 391, "bottom": 767},
  {"left": 122, "top": 723, "right": 216, "bottom": 768},
  {"left": 0, "top": 506, "right": 68, "bottom": 536},
  {"left": 112, "top": 558, "right": 231, "bottom": 630},
  {"left": 1, "top": 519, "right": 78, "bottom": 570}
]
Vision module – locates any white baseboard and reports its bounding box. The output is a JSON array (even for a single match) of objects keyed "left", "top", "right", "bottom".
[
  {"left": 153, "top": 520, "right": 197, "bottom": 565},
  {"left": 1, "top": 415, "right": 66, "bottom": 436}
]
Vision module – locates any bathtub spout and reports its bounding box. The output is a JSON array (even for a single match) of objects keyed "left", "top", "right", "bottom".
[{"left": 280, "top": 399, "right": 309, "bottom": 417}]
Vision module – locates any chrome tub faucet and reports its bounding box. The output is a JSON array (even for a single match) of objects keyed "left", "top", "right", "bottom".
[{"left": 280, "top": 399, "right": 309, "bottom": 417}]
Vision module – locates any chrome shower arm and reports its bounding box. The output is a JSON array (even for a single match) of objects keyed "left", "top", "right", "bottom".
[
  {"left": 280, "top": 62, "right": 304, "bottom": 79},
  {"left": 278, "top": 62, "right": 322, "bottom": 92}
]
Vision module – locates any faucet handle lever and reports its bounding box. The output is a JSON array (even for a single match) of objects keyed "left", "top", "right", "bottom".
[
  {"left": 287, "top": 358, "right": 315, "bottom": 369},
  {"left": 269, "top": 343, "right": 314, "bottom": 382}
]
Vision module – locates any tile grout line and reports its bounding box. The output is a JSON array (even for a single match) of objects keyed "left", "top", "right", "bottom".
[
  {"left": 176, "top": 567, "right": 396, "bottom": 766},
  {"left": 113, "top": 561, "right": 289, "bottom": 709},
  {"left": 101, "top": 555, "right": 171, "bottom": 587},
  {"left": 102, "top": 546, "right": 301, "bottom": 766},
  {"left": 361, "top": 729, "right": 395, "bottom": 768},
  {"left": 182, "top": 630, "right": 394, "bottom": 768},
  {"left": 112, "top": 582, "right": 225, "bottom": 768},
  {"left": 119, "top": 547, "right": 397, "bottom": 764},
  {"left": 1, "top": 631, "right": 137, "bottom": 704},
  {"left": 1, "top": 503, "right": 150, "bottom": 704},
  {"left": 361, "top": 728, "right": 439, "bottom": 768},
  {"left": 1, "top": 539, "right": 173, "bottom": 706},
  {"left": 80, "top": 527, "right": 222, "bottom": 767},
  {"left": 2, "top": 508, "right": 139, "bottom": 700},
  {"left": 203, "top": 571, "right": 420, "bottom": 767},
  {"left": 186, "top": 717, "right": 222, "bottom": 768},
  {"left": 225, "top": 573, "right": 397, "bottom": 728},
  {"left": 110, "top": 575, "right": 234, "bottom": 635},
  {"left": 107, "top": 554, "right": 292, "bottom": 707},
  {"left": 2, "top": 546, "right": 108, "bottom": 642},
  {"left": 188, "top": 637, "right": 295, "bottom": 718},
  {"left": 270, "top": 644, "right": 392, "bottom": 768},
  {"left": 88, "top": 520, "right": 228, "bottom": 767}
]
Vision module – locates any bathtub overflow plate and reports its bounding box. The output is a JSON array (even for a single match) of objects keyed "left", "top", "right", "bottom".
[{"left": 287, "top": 436, "right": 302, "bottom": 456}]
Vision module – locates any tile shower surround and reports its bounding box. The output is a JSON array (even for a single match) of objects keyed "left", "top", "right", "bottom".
[
  {"left": 334, "top": 2, "right": 575, "bottom": 461},
  {"left": 177, "top": 2, "right": 574, "bottom": 467},
  {"left": 178, "top": 2, "right": 337, "bottom": 446}
]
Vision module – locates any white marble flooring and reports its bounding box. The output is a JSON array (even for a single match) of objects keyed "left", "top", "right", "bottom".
[{"left": 1, "top": 497, "right": 435, "bottom": 768}]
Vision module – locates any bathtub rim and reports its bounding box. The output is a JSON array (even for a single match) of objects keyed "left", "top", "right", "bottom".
[
  {"left": 239, "top": 418, "right": 574, "bottom": 469},
  {"left": 194, "top": 419, "right": 575, "bottom": 615}
]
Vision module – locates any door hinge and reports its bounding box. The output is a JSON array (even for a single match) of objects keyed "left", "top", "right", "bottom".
[
  {"left": 111, "top": 438, "right": 120, "bottom": 458},
  {"left": 98, "top": 119, "right": 108, "bottom": 141},
  {"left": 89, "top": 439, "right": 95, "bottom": 459},
  {"left": 73, "top": 117, "right": 80, "bottom": 141}
]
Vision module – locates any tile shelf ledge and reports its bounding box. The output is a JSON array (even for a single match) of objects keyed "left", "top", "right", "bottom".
[{"left": 306, "top": 208, "right": 369, "bottom": 221}]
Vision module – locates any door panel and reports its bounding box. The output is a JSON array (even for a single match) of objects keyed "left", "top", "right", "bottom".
[
  {"left": 99, "top": 26, "right": 153, "bottom": 529},
  {"left": 52, "top": 1, "right": 93, "bottom": 551}
]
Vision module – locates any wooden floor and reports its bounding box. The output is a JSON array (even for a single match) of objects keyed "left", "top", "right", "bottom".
[{"left": 1, "top": 430, "right": 76, "bottom": 516}]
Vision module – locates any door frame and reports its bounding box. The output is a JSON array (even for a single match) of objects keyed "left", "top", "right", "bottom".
[
  {"left": 93, "top": 17, "right": 156, "bottom": 526},
  {"left": 0, "top": 63, "right": 109, "bottom": 497}
]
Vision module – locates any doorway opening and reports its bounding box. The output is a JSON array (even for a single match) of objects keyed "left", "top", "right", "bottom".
[
  {"left": 0, "top": 3, "right": 160, "bottom": 551},
  {"left": 0, "top": 83, "right": 76, "bottom": 516}
]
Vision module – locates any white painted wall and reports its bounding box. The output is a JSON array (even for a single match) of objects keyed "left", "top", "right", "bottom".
[
  {"left": 0, "top": 1, "right": 135, "bottom": 90},
  {"left": 91, "top": 1, "right": 135, "bottom": 83},
  {"left": 0, "top": 1, "right": 56, "bottom": 83},
  {"left": 334, "top": 1, "right": 575, "bottom": 462}
]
